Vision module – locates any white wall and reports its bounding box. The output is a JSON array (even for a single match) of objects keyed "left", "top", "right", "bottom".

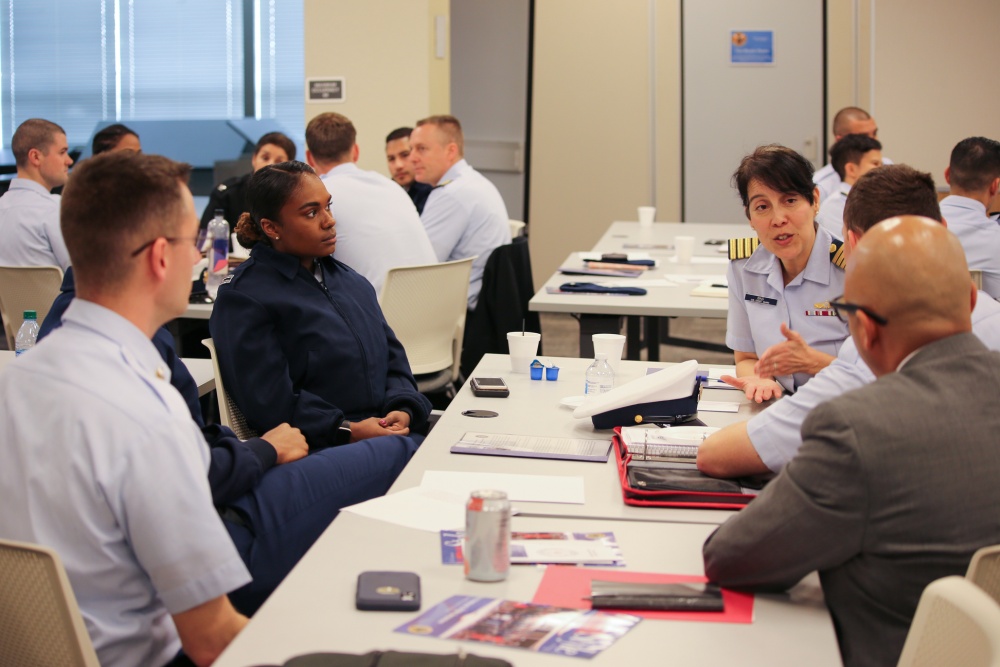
[
  {"left": 450, "top": 0, "right": 529, "bottom": 220},
  {"left": 529, "top": 0, "right": 682, "bottom": 286},
  {"left": 303, "top": 0, "right": 449, "bottom": 175}
]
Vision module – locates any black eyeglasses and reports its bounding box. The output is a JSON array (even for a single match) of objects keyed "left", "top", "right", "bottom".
[
  {"left": 129, "top": 236, "right": 200, "bottom": 257},
  {"left": 828, "top": 295, "right": 889, "bottom": 326}
]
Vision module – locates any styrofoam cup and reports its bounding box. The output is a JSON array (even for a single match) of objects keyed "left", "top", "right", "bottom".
[
  {"left": 675, "top": 235, "right": 696, "bottom": 263},
  {"left": 638, "top": 206, "right": 656, "bottom": 227},
  {"left": 507, "top": 332, "right": 541, "bottom": 373},
  {"left": 592, "top": 333, "right": 626, "bottom": 375}
]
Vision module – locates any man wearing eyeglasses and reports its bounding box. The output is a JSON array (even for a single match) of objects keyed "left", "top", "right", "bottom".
[
  {"left": 697, "top": 164, "right": 1000, "bottom": 479},
  {"left": 704, "top": 215, "right": 1000, "bottom": 667},
  {"left": 0, "top": 152, "right": 249, "bottom": 667}
]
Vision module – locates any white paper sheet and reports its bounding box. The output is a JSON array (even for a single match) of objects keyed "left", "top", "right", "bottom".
[
  {"left": 698, "top": 400, "right": 740, "bottom": 413},
  {"left": 342, "top": 486, "right": 468, "bottom": 532},
  {"left": 421, "top": 470, "right": 585, "bottom": 505},
  {"left": 666, "top": 255, "right": 729, "bottom": 265}
]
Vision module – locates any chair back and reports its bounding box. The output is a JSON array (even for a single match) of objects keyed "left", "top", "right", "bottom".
[
  {"left": 0, "top": 265, "right": 64, "bottom": 349},
  {"left": 509, "top": 219, "right": 526, "bottom": 238},
  {"left": 897, "top": 575, "right": 1000, "bottom": 667},
  {"left": 0, "top": 538, "right": 100, "bottom": 667},
  {"left": 971, "top": 270, "right": 984, "bottom": 290},
  {"left": 202, "top": 337, "right": 259, "bottom": 440},
  {"left": 967, "top": 544, "right": 1000, "bottom": 606},
  {"left": 380, "top": 257, "right": 474, "bottom": 383},
  {"left": 461, "top": 237, "right": 540, "bottom": 377}
]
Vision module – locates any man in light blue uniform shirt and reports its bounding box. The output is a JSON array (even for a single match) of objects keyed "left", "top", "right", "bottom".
[
  {"left": 815, "top": 133, "right": 882, "bottom": 238},
  {"left": 0, "top": 152, "right": 250, "bottom": 667},
  {"left": 700, "top": 164, "right": 1000, "bottom": 478},
  {"left": 940, "top": 136, "right": 1000, "bottom": 300},
  {"left": 0, "top": 118, "right": 74, "bottom": 270},
  {"left": 813, "top": 107, "right": 892, "bottom": 204},
  {"left": 305, "top": 112, "right": 437, "bottom": 295},
  {"left": 410, "top": 114, "right": 511, "bottom": 309}
]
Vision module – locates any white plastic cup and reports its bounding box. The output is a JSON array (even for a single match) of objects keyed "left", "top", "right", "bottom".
[
  {"left": 507, "top": 332, "right": 541, "bottom": 373},
  {"left": 638, "top": 206, "right": 656, "bottom": 227},
  {"left": 675, "top": 235, "right": 696, "bottom": 264},
  {"left": 592, "top": 333, "right": 626, "bottom": 375}
]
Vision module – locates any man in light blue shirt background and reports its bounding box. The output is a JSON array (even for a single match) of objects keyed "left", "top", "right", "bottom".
[
  {"left": 305, "top": 112, "right": 437, "bottom": 295},
  {"left": 940, "top": 136, "right": 1000, "bottom": 300},
  {"left": 815, "top": 133, "right": 883, "bottom": 238},
  {"left": 0, "top": 151, "right": 250, "bottom": 667},
  {"left": 410, "top": 114, "right": 511, "bottom": 309},
  {"left": 0, "top": 118, "right": 74, "bottom": 270}
]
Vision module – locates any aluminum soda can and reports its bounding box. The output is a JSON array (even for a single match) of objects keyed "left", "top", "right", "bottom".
[{"left": 464, "top": 489, "right": 511, "bottom": 582}]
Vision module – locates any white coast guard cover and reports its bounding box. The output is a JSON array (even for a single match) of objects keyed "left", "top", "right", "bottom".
[{"left": 572, "top": 359, "right": 699, "bottom": 419}]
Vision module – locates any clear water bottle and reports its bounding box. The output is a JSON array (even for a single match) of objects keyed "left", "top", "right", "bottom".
[
  {"left": 206, "top": 209, "right": 230, "bottom": 299},
  {"left": 585, "top": 352, "right": 615, "bottom": 395},
  {"left": 15, "top": 310, "right": 40, "bottom": 356}
]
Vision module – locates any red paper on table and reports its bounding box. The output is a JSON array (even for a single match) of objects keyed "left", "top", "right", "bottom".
[{"left": 532, "top": 566, "right": 754, "bottom": 624}]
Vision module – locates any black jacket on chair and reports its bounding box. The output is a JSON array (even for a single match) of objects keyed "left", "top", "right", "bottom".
[{"left": 461, "top": 236, "right": 540, "bottom": 377}]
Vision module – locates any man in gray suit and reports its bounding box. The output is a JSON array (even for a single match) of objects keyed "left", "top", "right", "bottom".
[{"left": 703, "top": 216, "right": 1000, "bottom": 667}]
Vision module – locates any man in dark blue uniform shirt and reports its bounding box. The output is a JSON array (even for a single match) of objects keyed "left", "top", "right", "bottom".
[{"left": 385, "top": 126, "right": 432, "bottom": 213}]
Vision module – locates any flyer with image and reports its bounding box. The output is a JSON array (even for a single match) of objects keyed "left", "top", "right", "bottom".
[
  {"left": 440, "top": 530, "right": 625, "bottom": 567},
  {"left": 395, "top": 595, "right": 640, "bottom": 659}
]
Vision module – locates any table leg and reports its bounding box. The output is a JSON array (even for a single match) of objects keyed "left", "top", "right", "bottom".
[
  {"left": 575, "top": 314, "right": 622, "bottom": 357},
  {"left": 626, "top": 317, "right": 642, "bottom": 360},
  {"left": 644, "top": 317, "right": 661, "bottom": 362}
]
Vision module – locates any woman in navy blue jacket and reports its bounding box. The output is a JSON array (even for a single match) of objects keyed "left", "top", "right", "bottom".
[{"left": 210, "top": 161, "right": 431, "bottom": 449}]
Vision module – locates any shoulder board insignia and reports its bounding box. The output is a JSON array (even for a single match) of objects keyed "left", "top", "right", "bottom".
[
  {"left": 433, "top": 179, "right": 453, "bottom": 190},
  {"left": 728, "top": 237, "right": 760, "bottom": 260},
  {"left": 216, "top": 183, "right": 228, "bottom": 192},
  {"left": 829, "top": 239, "right": 846, "bottom": 269},
  {"left": 222, "top": 274, "right": 234, "bottom": 285}
]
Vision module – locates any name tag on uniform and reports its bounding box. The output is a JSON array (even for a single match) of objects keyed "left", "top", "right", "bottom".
[{"left": 744, "top": 294, "right": 778, "bottom": 306}]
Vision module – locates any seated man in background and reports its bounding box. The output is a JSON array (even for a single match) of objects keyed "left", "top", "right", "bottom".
[
  {"left": 696, "top": 164, "right": 1000, "bottom": 478},
  {"left": 940, "top": 136, "right": 1000, "bottom": 299},
  {"left": 306, "top": 112, "right": 437, "bottom": 294},
  {"left": 704, "top": 216, "right": 1000, "bottom": 667},
  {"left": 815, "top": 133, "right": 882, "bottom": 237},
  {"left": 813, "top": 106, "right": 891, "bottom": 203},
  {"left": 410, "top": 114, "right": 511, "bottom": 309},
  {"left": 200, "top": 131, "right": 296, "bottom": 229},
  {"left": 386, "top": 126, "right": 433, "bottom": 213},
  {"left": 0, "top": 151, "right": 249, "bottom": 667},
  {"left": 0, "top": 118, "right": 74, "bottom": 270}
]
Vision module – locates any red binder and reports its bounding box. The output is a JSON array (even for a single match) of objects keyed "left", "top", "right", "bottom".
[{"left": 612, "top": 427, "right": 756, "bottom": 510}]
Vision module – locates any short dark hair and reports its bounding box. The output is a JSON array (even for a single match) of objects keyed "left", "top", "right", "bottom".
[
  {"left": 234, "top": 161, "right": 315, "bottom": 249},
  {"left": 305, "top": 113, "right": 356, "bottom": 163},
  {"left": 415, "top": 115, "right": 464, "bottom": 155},
  {"left": 12, "top": 118, "right": 66, "bottom": 167},
  {"left": 843, "top": 164, "right": 941, "bottom": 236},
  {"left": 254, "top": 131, "right": 296, "bottom": 161},
  {"left": 732, "top": 145, "right": 815, "bottom": 219},
  {"left": 61, "top": 152, "right": 192, "bottom": 288},
  {"left": 830, "top": 134, "right": 882, "bottom": 180},
  {"left": 92, "top": 124, "right": 139, "bottom": 155},
  {"left": 386, "top": 127, "right": 413, "bottom": 144},
  {"left": 832, "top": 107, "right": 871, "bottom": 137},
  {"left": 948, "top": 137, "right": 1000, "bottom": 193}
]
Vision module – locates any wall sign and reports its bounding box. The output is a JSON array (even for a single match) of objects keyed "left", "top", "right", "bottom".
[
  {"left": 730, "top": 31, "right": 773, "bottom": 65},
  {"left": 307, "top": 78, "right": 346, "bottom": 103}
]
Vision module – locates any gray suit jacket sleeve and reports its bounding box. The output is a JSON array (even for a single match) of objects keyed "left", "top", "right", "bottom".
[{"left": 703, "top": 399, "right": 868, "bottom": 590}]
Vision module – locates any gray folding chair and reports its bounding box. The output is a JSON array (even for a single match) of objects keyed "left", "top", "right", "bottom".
[
  {"left": 0, "top": 265, "right": 64, "bottom": 349},
  {"left": 0, "top": 538, "right": 100, "bottom": 667},
  {"left": 203, "top": 337, "right": 259, "bottom": 440}
]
